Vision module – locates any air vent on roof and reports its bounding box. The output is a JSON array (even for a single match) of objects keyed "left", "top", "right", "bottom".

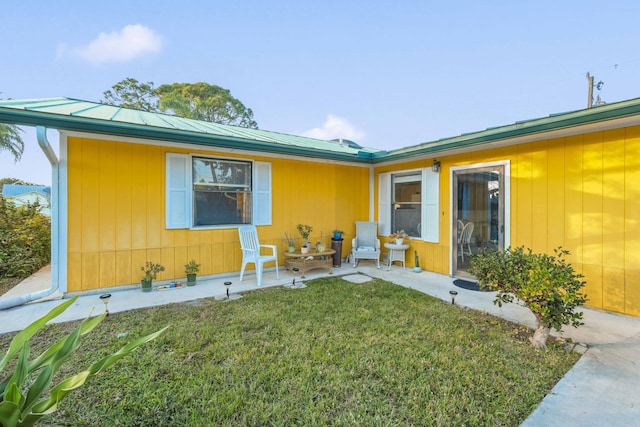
[{"left": 331, "top": 138, "right": 362, "bottom": 149}]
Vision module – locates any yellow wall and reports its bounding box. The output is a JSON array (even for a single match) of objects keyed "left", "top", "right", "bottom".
[
  {"left": 66, "top": 125, "right": 640, "bottom": 316},
  {"left": 373, "top": 126, "right": 640, "bottom": 315},
  {"left": 66, "top": 136, "right": 370, "bottom": 292}
]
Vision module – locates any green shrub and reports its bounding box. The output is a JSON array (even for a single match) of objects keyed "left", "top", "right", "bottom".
[
  {"left": 469, "top": 246, "right": 587, "bottom": 348},
  {"left": 0, "top": 197, "right": 51, "bottom": 278},
  {"left": 0, "top": 295, "right": 167, "bottom": 427}
]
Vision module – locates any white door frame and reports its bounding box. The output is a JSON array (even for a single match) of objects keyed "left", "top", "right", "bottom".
[{"left": 449, "top": 160, "right": 510, "bottom": 276}]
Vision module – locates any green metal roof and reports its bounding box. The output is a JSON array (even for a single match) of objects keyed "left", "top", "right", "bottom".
[
  {"left": 0, "top": 98, "right": 381, "bottom": 163},
  {"left": 2, "top": 97, "right": 640, "bottom": 164},
  {"left": 376, "top": 97, "right": 640, "bottom": 163}
]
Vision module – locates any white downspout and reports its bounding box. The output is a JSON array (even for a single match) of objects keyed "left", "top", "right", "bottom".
[{"left": 0, "top": 126, "right": 60, "bottom": 309}]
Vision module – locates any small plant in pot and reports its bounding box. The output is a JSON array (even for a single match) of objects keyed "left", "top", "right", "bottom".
[
  {"left": 389, "top": 230, "right": 409, "bottom": 245},
  {"left": 185, "top": 259, "right": 200, "bottom": 285},
  {"left": 297, "top": 224, "right": 313, "bottom": 253},
  {"left": 284, "top": 232, "right": 296, "bottom": 253},
  {"left": 332, "top": 229, "right": 343, "bottom": 240},
  {"left": 414, "top": 250, "right": 421, "bottom": 273},
  {"left": 316, "top": 231, "right": 327, "bottom": 252},
  {"left": 140, "top": 261, "right": 165, "bottom": 292}
]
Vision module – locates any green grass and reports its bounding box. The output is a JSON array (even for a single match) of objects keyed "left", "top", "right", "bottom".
[{"left": 3, "top": 277, "right": 579, "bottom": 426}]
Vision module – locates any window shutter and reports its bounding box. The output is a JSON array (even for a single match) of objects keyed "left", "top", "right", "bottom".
[
  {"left": 422, "top": 169, "right": 440, "bottom": 243},
  {"left": 166, "top": 153, "right": 190, "bottom": 229},
  {"left": 378, "top": 172, "right": 391, "bottom": 236},
  {"left": 253, "top": 161, "right": 272, "bottom": 225}
]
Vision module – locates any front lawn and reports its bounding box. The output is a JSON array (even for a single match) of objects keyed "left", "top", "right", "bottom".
[{"left": 7, "top": 277, "right": 579, "bottom": 426}]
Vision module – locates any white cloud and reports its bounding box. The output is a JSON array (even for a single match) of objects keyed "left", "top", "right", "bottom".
[
  {"left": 62, "top": 24, "right": 162, "bottom": 65},
  {"left": 301, "top": 114, "right": 365, "bottom": 142}
]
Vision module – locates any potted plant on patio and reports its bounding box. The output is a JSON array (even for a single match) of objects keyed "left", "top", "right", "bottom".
[
  {"left": 297, "top": 224, "right": 313, "bottom": 254},
  {"left": 185, "top": 259, "right": 200, "bottom": 285},
  {"left": 316, "top": 231, "right": 327, "bottom": 252},
  {"left": 389, "top": 230, "right": 409, "bottom": 245},
  {"left": 140, "top": 261, "right": 165, "bottom": 292},
  {"left": 284, "top": 231, "right": 296, "bottom": 253},
  {"left": 332, "top": 229, "right": 343, "bottom": 240}
]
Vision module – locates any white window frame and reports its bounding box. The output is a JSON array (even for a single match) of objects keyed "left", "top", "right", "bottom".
[
  {"left": 166, "top": 153, "right": 271, "bottom": 229},
  {"left": 378, "top": 167, "right": 439, "bottom": 243}
]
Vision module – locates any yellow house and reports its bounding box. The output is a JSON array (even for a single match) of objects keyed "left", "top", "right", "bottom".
[{"left": 1, "top": 97, "right": 639, "bottom": 316}]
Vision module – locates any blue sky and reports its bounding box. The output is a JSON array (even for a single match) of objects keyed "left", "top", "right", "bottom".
[{"left": 2, "top": 0, "right": 640, "bottom": 185}]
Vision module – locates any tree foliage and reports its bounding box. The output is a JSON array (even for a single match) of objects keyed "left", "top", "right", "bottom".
[
  {"left": 0, "top": 295, "right": 167, "bottom": 427},
  {"left": 469, "top": 246, "right": 587, "bottom": 349},
  {"left": 156, "top": 82, "right": 258, "bottom": 128},
  {"left": 0, "top": 197, "right": 51, "bottom": 278},
  {"left": 102, "top": 79, "right": 258, "bottom": 128},
  {"left": 101, "top": 77, "right": 158, "bottom": 112},
  {"left": 0, "top": 124, "right": 24, "bottom": 163}
]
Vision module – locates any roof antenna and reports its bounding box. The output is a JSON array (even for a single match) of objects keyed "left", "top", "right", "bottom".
[{"left": 586, "top": 72, "right": 605, "bottom": 108}]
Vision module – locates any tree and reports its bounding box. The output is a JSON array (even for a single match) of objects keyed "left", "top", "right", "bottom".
[
  {"left": 156, "top": 82, "right": 258, "bottom": 128},
  {"left": 101, "top": 78, "right": 159, "bottom": 112},
  {"left": 0, "top": 123, "right": 24, "bottom": 162},
  {"left": 103, "top": 79, "right": 259, "bottom": 129},
  {"left": 469, "top": 246, "right": 587, "bottom": 349}
]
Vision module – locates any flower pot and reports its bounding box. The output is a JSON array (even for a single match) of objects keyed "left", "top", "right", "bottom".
[
  {"left": 333, "top": 232, "right": 342, "bottom": 240},
  {"left": 301, "top": 246, "right": 310, "bottom": 254},
  {"left": 396, "top": 238, "right": 404, "bottom": 245},
  {"left": 413, "top": 266, "right": 421, "bottom": 273},
  {"left": 288, "top": 246, "right": 295, "bottom": 253},
  {"left": 187, "top": 274, "right": 197, "bottom": 286},
  {"left": 141, "top": 278, "right": 153, "bottom": 292}
]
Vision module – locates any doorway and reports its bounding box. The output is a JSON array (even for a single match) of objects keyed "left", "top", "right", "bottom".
[{"left": 452, "top": 163, "right": 507, "bottom": 277}]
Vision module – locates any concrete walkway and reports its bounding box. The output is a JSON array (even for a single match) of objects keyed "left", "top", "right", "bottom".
[{"left": 2, "top": 263, "right": 640, "bottom": 426}]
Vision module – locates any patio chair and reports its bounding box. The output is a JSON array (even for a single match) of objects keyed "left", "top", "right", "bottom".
[
  {"left": 458, "top": 221, "right": 474, "bottom": 262},
  {"left": 351, "top": 221, "right": 381, "bottom": 268},
  {"left": 238, "top": 225, "right": 279, "bottom": 287}
]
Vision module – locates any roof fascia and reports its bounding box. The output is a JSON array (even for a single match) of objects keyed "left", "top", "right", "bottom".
[
  {"left": 0, "top": 108, "right": 374, "bottom": 164},
  {"left": 373, "top": 101, "right": 640, "bottom": 164},
  {"left": 60, "top": 129, "right": 373, "bottom": 169}
]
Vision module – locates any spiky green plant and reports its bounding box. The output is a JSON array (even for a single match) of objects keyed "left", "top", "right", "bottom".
[{"left": 0, "top": 296, "right": 167, "bottom": 427}]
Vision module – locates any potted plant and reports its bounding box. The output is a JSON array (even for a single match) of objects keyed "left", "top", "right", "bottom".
[
  {"left": 332, "top": 229, "right": 343, "bottom": 240},
  {"left": 414, "top": 250, "right": 421, "bottom": 273},
  {"left": 140, "top": 261, "right": 165, "bottom": 292},
  {"left": 284, "top": 232, "right": 296, "bottom": 253},
  {"left": 297, "top": 224, "right": 313, "bottom": 253},
  {"left": 389, "top": 230, "right": 409, "bottom": 245},
  {"left": 316, "top": 231, "right": 327, "bottom": 252},
  {"left": 185, "top": 259, "right": 200, "bottom": 285}
]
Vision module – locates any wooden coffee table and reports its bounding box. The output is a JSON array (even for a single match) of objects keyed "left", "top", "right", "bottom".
[{"left": 283, "top": 249, "right": 336, "bottom": 278}]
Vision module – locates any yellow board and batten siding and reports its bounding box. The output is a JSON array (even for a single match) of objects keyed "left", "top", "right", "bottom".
[
  {"left": 374, "top": 126, "right": 640, "bottom": 316},
  {"left": 66, "top": 136, "right": 370, "bottom": 292},
  {"left": 66, "top": 124, "right": 640, "bottom": 316}
]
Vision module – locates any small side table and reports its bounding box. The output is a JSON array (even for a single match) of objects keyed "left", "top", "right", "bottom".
[{"left": 384, "top": 243, "right": 410, "bottom": 271}]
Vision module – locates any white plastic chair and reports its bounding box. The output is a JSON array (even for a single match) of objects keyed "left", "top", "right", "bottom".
[
  {"left": 238, "top": 226, "right": 279, "bottom": 287},
  {"left": 351, "top": 221, "right": 381, "bottom": 268},
  {"left": 458, "top": 222, "right": 474, "bottom": 262}
]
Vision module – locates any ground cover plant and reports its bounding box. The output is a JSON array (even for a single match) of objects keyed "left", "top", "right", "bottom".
[{"left": 1, "top": 277, "right": 580, "bottom": 426}]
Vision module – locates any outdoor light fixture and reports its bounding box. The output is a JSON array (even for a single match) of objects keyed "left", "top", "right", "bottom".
[
  {"left": 432, "top": 159, "right": 441, "bottom": 173},
  {"left": 224, "top": 281, "right": 232, "bottom": 299},
  {"left": 99, "top": 293, "right": 111, "bottom": 316},
  {"left": 449, "top": 290, "right": 458, "bottom": 305}
]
